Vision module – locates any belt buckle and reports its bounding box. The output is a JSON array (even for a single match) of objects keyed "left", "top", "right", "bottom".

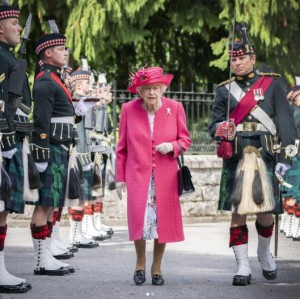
[{"left": 243, "top": 122, "right": 257, "bottom": 132}]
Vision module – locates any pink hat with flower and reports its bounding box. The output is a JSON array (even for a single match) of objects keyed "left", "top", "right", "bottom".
[{"left": 127, "top": 66, "right": 173, "bottom": 94}]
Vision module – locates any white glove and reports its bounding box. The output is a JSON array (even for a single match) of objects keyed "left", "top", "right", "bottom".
[
  {"left": 75, "top": 97, "right": 96, "bottom": 116},
  {"left": 2, "top": 148, "right": 17, "bottom": 159},
  {"left": 35, "top": 162, "right": 48, "bottom": 173},
  {"left": 275, "top": 163, "right": 291, "bottom": 176},
  {"left": 116, "top": 182, "right": 126, "bottom": 200},
  {"left": 155, "top": 143, "right": 173, "bottom": 155}
]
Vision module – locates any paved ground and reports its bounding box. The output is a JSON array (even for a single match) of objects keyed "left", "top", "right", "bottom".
[{"left": 1, "top": 220, "right": 300, "bottom": 299}]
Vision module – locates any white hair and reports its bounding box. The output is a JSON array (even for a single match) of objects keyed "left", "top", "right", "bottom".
[{"left": 136, "top": 84, "right": 167, "bottom": 96}]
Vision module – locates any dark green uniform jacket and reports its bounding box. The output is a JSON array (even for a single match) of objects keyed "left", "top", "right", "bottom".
[
  {"left": 209, "top": 71, "right": 297, "bottom": 164},
  {"left": 0, "top": 41, "right": 32, "bottom": 150},
  {"left": 32, "top": 64, "right": 76, "bottom": 162}
]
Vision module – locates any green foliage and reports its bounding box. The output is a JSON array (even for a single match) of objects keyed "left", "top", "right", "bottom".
[{"left": 10, "top": 0, "right": 300, "bottom": 89}]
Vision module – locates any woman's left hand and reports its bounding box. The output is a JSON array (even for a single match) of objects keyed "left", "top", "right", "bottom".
[{"left": 155, "top": 142, "right": 173, "bottom": 154}]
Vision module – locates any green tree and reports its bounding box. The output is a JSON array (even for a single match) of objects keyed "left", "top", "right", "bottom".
[{"left": 12, "top": 0, "right": 300, "bottom": 89}]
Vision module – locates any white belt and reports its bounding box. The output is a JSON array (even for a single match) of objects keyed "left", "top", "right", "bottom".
[
  {"left": 51, "top": 116, "right": 74, "bottom": 124},
  {"left": 236, "top": 123, "right": 269, "bottom": 132}
]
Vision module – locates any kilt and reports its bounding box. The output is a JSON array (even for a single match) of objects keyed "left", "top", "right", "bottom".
[
  {"left": 218, "top": 155, "right": 282, "bottom": 214},
  {"left": 281, "top": 156, "right": 300, "bottom": 204},
  {"left": 82, "top": 169, "right": 93, "bottom": 201},
  {"left": 4, "top": 141, "right": 25, "bottom": 214},
  {"left": 27, "top": 144, "right": 69, "bottom": 208}
]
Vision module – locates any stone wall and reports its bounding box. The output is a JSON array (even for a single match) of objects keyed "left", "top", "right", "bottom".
[{"left": 101, "top": 155, "right": 227, "bottom": 221}]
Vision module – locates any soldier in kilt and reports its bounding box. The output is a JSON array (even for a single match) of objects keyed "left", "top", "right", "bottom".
[
  {"left": 78, "top": 73, "right": 114, "bottom": 240},
  {"left": 29, "top": 32, "right": 77, "bottom": 276},
  {"left": 209, "top": 35, "right": 297, "bottom": 286},
  {"left": 67, "top": 69, "right": 101, "bottom": 248},
  {"left": 0, "top": 3, "right": 32, "bottom": 293},
  {"left": 280, "top": 87, "right": 300, "bottom": 239}
]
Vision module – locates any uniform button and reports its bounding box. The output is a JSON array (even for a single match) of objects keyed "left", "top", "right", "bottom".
[
  {"left": 248, "top": 116, "right": 252, "bottom": 120},
  {"left": 246, "top": 82, "right": 250, "bottom": 86}
]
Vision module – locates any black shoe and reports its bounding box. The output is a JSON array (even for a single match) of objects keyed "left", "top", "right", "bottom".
[
  {"left": 262, "top": 269, "right": 277, "bottom": 280},
  {"left": 232, "top": 274, "right": 251, "bottom": 286},
  {"left": 63, "top": 265, "right": 75, "bottom": 273},
  {"left": 0, "top": 282, "right": 32, "bottom": 293},
  {"left": 53, "top": 251, "right": 74, "bottom": 260},
  {"left": 34, "top": 267, "right": 70, "bottom": 276},
  {"left": 75, "top": 242, "right": 99, "bottom": 248},
  {"left": 68, "top": 245, "right": 79, "bottom": 252},
  {"left": 133, "top": 270, "right": 146, "bottom": 285},
  {"left": 152, "top": 274, "right": 164, "bottom": 286},
  {"left": 93, "top": 234, "right": 112, "bottom": 241}
]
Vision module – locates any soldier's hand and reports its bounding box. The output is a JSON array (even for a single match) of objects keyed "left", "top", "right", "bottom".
[
  {"left": 2, "top": 148, "right": 17, "bottom": 159},
  {"left": 35, "top": 162, "right": 48, "bottom": 173},
  {"left": 275, "top": 162, "right": 291, "bottom": 176}
]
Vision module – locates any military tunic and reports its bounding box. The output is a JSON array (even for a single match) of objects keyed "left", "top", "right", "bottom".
[
  {"left": 0, "top": 41, "right": 32, "bottom": 213},
  {"left": 31, "top": 64, "right": 76, "bottom": 207},
  {"left": 209, "top": 71, "right": 297, "bottom": 214}
]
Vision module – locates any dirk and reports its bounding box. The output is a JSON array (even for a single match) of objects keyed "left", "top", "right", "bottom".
[{"left": 20, "top": 13, "right": 32, "bottom": 56}]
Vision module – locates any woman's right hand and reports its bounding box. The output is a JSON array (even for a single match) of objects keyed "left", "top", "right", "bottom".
[{"left": 116, "top": 182, "right": 126, "bottom": 200}]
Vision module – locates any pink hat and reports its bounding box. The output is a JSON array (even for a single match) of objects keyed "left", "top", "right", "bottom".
[{"left": 127, "top": 66, "right": 173, "bottom": 93}]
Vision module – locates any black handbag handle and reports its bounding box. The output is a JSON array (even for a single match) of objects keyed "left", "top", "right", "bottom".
[{"left": 177, "top": 142, "right": 184, "bottom": 167}]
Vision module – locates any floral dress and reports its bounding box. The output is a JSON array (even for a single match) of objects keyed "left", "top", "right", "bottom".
[{"left": 142, "top": 113, "right": 158, "bottom": 240}]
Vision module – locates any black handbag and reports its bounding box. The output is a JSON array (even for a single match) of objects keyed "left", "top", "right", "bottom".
[{"left": 177, "top": 143, "right": 195, "bottom": 196}]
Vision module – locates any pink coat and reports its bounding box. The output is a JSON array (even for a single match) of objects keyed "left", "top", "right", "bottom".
[{"left": 116, "top": 97, "right": 191, "bottom": 243}]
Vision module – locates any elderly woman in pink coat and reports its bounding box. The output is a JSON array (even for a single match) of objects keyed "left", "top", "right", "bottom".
[{"left": 116, "top": 66, "right": 191, "bottom": 286}]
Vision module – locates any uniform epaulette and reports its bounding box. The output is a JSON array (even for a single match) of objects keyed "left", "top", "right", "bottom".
[
  {"left": 258, "top": 72, "right": 281, "bottom": 77},
  {"left": 217, "top": 76, "right": 236, "bottom": 87}
]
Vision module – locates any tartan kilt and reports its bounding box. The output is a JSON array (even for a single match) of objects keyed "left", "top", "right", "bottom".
[
  {"left": 4, "top": 141, "right": 25, "bottom": 214},
  {"left": 27, "top": 144, "right": 69, "bottom": 208},
  {"left": 280, "top": 156, "right": 300, "bottom": 204},
  {"left": 218, "top": 155, "right": 282, "bottom": 214},
  {"left": 82, "top": 169, "right": 93, "bottom": 201}
]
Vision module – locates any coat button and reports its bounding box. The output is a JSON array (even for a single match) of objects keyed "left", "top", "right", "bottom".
[{"left": 152, "top": 163, "right": 156, "bottom": 167}]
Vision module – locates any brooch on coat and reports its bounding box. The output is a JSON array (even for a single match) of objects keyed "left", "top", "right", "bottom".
[{"left": 166, "top": 107, "right": 172, "bottom": 115}]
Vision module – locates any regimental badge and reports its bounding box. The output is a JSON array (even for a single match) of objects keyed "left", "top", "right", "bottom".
[
  {"left": 0, "top": 73, "right": 5, "bottom": 83},
  {"left": 40, "top": 133, "right": 47, "bottom": 139},
  {"left": 285, "top": 144, "right": 297, "bottom": 158},
  {"left": 253, "top": 88, "right": 264, "bottom": 101}
]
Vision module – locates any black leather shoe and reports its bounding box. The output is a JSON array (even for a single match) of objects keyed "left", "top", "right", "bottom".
[
  {"left": 232, "top": 274, "right": 251, "bottom": 286},
  {"left": 152, "top": 274, "right": 164, "bottom": 286},
  {"left": 34, "top": 267, "right": 70, "bottom": 276},
  {"left": 68, "top": 245, "right": 79, "bottom": 252},
  {"left": 64, "top": 265, "right": 75, "bottom": 273},
  {"left": 53, "top": 251, "right": 74, "bottom": 260},
  {"left": 262, "top": 269, "right": 277, "bottom": 280},
  {"left": 93, "top": 234, "right": 112, "bottom": 241},
  {"left": 0, "top": 282, "right": 32, "bottom": 293},
  {"left": 76, "top": 242, "right": 99, "bottom": 248},
  {"left": 133, "top": 270, "right": 146, "bottom": 285}
]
